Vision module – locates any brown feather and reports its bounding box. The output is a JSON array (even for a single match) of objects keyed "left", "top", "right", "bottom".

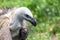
[{"left": 0, "top": 15, "right": 12, "bottom": 40}]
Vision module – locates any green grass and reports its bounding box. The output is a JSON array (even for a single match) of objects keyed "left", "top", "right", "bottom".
[{"left": 0, "top": 0, "right": 60, "bottom": 40}]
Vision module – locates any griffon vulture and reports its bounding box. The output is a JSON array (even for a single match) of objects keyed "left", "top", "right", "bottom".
[{"left": 0, "top": 7, "right": 37, "bottom": 40}]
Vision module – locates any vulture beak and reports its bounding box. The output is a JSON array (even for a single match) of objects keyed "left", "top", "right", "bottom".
[
  {"left": 23, "top": 14, "right": 37, "bottom": 26},
  {"left": 29, "top": 18, "right": 37, "bottom": 26}
]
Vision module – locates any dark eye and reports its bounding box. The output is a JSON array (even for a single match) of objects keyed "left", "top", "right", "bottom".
[
  {"left": 25, "top": 14, "right": 31, "bottom": 18},
  {"left": 25, "top": 15, "right": 29, "bottom": 17}
]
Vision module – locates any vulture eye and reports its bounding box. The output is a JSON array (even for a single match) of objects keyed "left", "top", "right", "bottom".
[
  {"left": 25, "top": 15, "right": 29, "bottom": 17},
  {"left": 25, "top": 14, "right": 31, "bottom": 18}
]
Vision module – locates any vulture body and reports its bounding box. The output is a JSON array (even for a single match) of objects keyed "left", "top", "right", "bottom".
[
  {"left": 0, "top": 16, "right": 12, "bottom": 40},
  {"left": 0, "top": 7, "right": 36, "bottom": 40},
  {"left": 0, "top": 7, "right": 12, "bottom": 40}
]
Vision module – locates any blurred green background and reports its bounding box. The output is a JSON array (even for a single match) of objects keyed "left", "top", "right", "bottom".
[{"left": 0, "top": 0, "right": 60, "bottom": 40}]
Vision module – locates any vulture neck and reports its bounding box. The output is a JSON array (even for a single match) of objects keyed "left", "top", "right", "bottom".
[
  {"left": 12, "top": 9, "right": 24, "bottom": 27},
  {"left": 9, "top": 9, "right": 24, "bottom": 32}
]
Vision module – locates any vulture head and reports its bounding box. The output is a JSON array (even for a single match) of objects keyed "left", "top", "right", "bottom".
[
  {"left": 9, "top": 7, "right": 37, "bottom": 37},
  {"left": 14, "top": 7, "right": 37, "bottom": 26}
]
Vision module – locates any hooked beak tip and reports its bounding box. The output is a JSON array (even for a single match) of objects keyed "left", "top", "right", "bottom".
[
  {"left": 30, "top": 18, "right": 37, "bottom": 26},
  {"left": 32, "top": 20, "right": 37, "bottom": 26}
]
